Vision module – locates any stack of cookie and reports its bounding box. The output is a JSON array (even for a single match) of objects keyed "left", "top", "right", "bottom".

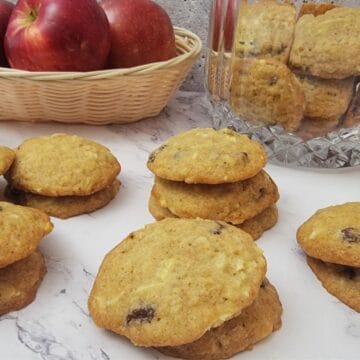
[
  {"left": 0, "top": 201, "right": 53, "bottom": 315},
  {"left": 229, "top": 1, "right": 359, "bottom": 138},
  {"left": 297, "top": 202, "right": 360, "bottom": 313},
  {"left": 88, "top": 218, "right": 282, "bottom": 359},
  {"left": 0, "top": 145, "right": 15, "bottom": 179},
  {"left": 4, "top": 133, "right": 121, "bottom": 219},
  {"left": 147, "top": 128, "right": 279, "bottom": 240}
]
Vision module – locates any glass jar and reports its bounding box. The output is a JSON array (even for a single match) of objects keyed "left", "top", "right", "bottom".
[{"left": 206, "top": 0, "right": 360, "bottom": 168}]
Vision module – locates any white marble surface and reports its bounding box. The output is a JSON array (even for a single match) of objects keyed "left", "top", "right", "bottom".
[{"left": 0, "top": 91, "right": 359, "bottom": 360}]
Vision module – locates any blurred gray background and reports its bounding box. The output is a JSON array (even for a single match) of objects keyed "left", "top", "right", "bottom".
[{"left": 157, "top": 0, "right": 211, "bottom": 91}]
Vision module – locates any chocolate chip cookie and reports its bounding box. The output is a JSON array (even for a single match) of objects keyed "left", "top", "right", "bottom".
[
  {"left": 7, "top": 133, "right": 121, "bottom": 197},
  {"left": 297, "top": 202, "right": 360, "bottom": 267},
  {"left": 289, "top": 7, "right": 360, "bottom": 79},
  {"left": 156, "top": 278, "right": 282, "bottom": 360},
  {"left": 88, "top": 218, "right": 266, "bottom": 347},
  {"left": 5, "top": 179, "right": 121, "bottom": 219},
  {"left": 0, "top": 250, "right": 46, "bottom": 316},
  {"left": 149, "top": 192, "right": 278, "bottom": 241},
  {"left": 235, "top": 0, "right": 296, "bottom": 63},
  {"left": 307, "top": 256, "right": 360, "bottom": 313},
  {"left": 230, "top": 58, "right": 305, "bottom": 131},
  {"left": 0, "top": 202, "right": 53, "bottom": 269},
  {"left": 153, "top": 170, "right": 279, "bottom": 225},
  {"left": 147, "top": 128, "right": 267, "bottom": 184},
  {"left": 0, "top": 146, "right": 15, "bottom": 176},
  {"left": 296, "top": 75, "right": 355, "bottom": 120}
]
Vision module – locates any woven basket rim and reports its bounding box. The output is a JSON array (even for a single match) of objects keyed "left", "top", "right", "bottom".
[{"left": 0, "top": 26, "right": 202, "bottom": 81}]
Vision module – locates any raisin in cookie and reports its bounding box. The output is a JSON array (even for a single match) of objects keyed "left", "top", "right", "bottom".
[
  {"left": 0, "top": 250, "right": 46, "bottom": 315},
  {"left": 0, "top": 146, "right": 15, "bottom": 176},
  {"left": 147, "top": 128, "right": 267, "bottom": 184},
  {"left": 297, "top": 202, "right": 360, "bottom": 267},
  {"left": 0, "top": 202, "right": 53, "bottom": 269},
  {"left": 5, "top": 180, "right": 121, "bottom": 219},
  {"left": 289, "top": 7, "right": 360, "bottom": 79},
  {"left": 157, "top": 279, "right": 282, "bottom": 360},
  {"left": 153, "top": 170, "right": 279, "bottom": 225},
  {"left": 7, "top": 133, "right": 121, "bottom": 197},
  {"left": 307, "top": 256, "right": 360, "bottom": 313},
  {"left": 296, "top": 75, "right": 355, "bottom": 120},
  {"left": 88, "top": 218, "right": 266, "bottom": 347},
  {"left": 235, "top": 0, "right": 296, "bottom": 63},
  {"left": 149, "top": 192, "right": 278, "bottom": 241},
  {"left": 230, "top": 58, "right": 305, "bottom": 132}
]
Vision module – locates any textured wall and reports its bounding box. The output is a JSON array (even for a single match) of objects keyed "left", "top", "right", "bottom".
[{"left": 156, "top": 0, "right": 211, "bottom": 91}]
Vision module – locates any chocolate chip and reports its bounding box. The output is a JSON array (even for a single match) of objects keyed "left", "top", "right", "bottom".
[
  {"left": 341, "top": 267, "right": 356, "bottom": 280},
  {"left": 126, "top": 305, "right": 155, "bottom": 325},
  {"left": 341, "top": 228, "right": 360, "bottom": 243},
  {"left": 212, "top": 222, "right": 225, "bottom": 235},
  {"left": 269, "top": 76, "right": 278, "bottom": 86},
  {"left": 148, "top": 145, "right": 167, "bottom": 164}
]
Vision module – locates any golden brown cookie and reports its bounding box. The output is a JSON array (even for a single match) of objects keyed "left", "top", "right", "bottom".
[
  {"left": 297, "top": 202, "right": 360, "bottom": 267},
  {"left": 7, "top": 133, "right": 121, "bottom": 197},
  {"left": 5, "top": 179, "right": 121, "bottom": 219},
  {"left": 240, "top": 205, "right": 278, "bottom": 241},
  {"left": 147, "top": 128, "right": 267, "bottom": 184},
  {"left": 0, "top": 202, "right": 53, "bottom": 269},
  {"left": 149, "top": 192, "right": 278, "bottom": 241},
  {"left": 0, "top": 146, "right": 15, "bottom": 176},
  {"left": 307, "top": 256, "right": 360, "bottom": 313},
  {"left": 156, "top": 278, "right": 282, "bottom": 360},
  {"left": 88, "top": 218, "right": 266, "bottom": 347},
  {"left": 0, "top": 250, "right": 46, "bottom": 316},
  {"left": 296, "top": 75, "right": 355, "bottom": 119},
  {"left": 235, "top": 0, "right": 296, "bottom": 63},
  {"left": 230, "top": 58, "right": 305, "bottom": 132},
  {"left": 153, "top": 170, "right": 279, "bottom": 225},
  {"left": 289, "top": 7, "right": 360, "bottom": 79}
]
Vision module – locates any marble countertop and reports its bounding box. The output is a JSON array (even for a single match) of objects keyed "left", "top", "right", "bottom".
[{"left": 0, "top": 91, "right": 359, "bottom": 360}]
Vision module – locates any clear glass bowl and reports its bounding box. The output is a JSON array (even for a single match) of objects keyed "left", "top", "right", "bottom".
[{"left": 205, "top": 0, "right": 360, "bottom": 168}]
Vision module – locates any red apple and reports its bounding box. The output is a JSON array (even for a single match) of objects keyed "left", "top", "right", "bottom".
[
  {"left": 0, "top": 0, "right": 14, "bottom": 67},
  {"left": 5, "top": 0, "right": 111, "bottom": 71},
  {"left": 100, "top": 0, "right": 177, "bottom": 68},
  {"left": 212, "top": 0, "right": 236, "bottom": 52}
]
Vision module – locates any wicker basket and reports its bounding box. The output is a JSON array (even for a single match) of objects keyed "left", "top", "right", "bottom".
[{"left": 0, "top": 27, "right": 201, "bottom": 125}]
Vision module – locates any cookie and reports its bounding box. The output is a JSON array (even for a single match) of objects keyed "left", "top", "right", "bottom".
[
  {"left": 0, "top": 250, "right": 46, "bottom": 316},
  {"left": 296, "top": 75, "right": 355, "bottom": 119},
  {"left": 88, "top": 218, "right": 266, "bottom": 347},
  {"left": 295, "top": 117, "right": 339, "bottom": 141},
  {"left": 147, "top": 128, "right": 267, "bottom": 184},
  {"left": 240, "top": 205, "right": 278, "bottom": 241},
  {"left": 149, "top": 193, "right": 278, "bottom": 241},
  {"left": 297, "top": 202, "right": 360, "bottom": 267},
  {"left": 235, "top": 0, "right": 296, "bottom": 63},
  {"left": 7, "top": 133, "right": 121, "bottom": 197},
  {"left": 0, "top": 146, "right": 15, "bottom": 176},
  {"left": 5, "top": 179, "right": 121, "bottom": 219},
  {"left": 157, "top": 278, "right": 282, "bottom": 360},
  {"left": 289, "top": 7, "right": 360, "bottom": 79},
  {"left": 153, "top": 170, "right": 279, "bottom": 225},
  {"left": 230, "top": 58, "right": 305, "bottom": 132},
  {"left": 307, "top": 256, "right": 360, "bottom": 313},
  {"left": 0, "top": 202, "right": 53, "bottom": 269}
]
